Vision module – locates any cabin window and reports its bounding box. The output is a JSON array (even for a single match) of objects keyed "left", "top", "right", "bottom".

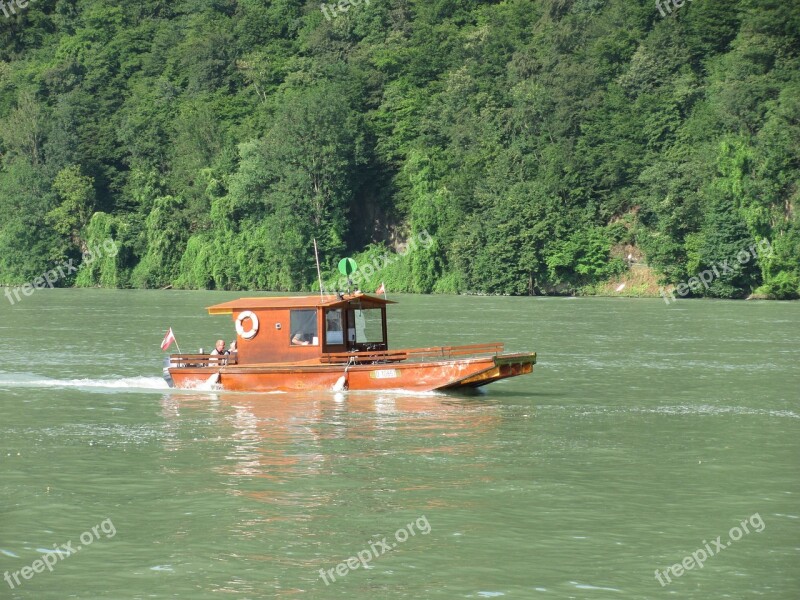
[
  {"left": 348, "top": 308, "right": 384, "bottom": 344},
  {"left": 290, "top": 309, "right": 318, "bottom": 346},
  {"left": 325, "top": 309, "right": 344, "bottom": 345}
]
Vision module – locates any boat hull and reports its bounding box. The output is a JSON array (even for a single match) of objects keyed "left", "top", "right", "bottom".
[{"left": 168, "top": 353, "right": 535, "bottom": 393}]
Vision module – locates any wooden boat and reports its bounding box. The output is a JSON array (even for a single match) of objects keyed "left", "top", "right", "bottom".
[{"left": 164, "top": 293, "right": 536, "bottom": 392}]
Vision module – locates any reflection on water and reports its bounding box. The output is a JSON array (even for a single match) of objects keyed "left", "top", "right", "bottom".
[
  {"left": 152, "top": 390, "right": 510, "bottom": 598},
  {"left": 160, "top": 391, "right": 502, "bottom": 484}
]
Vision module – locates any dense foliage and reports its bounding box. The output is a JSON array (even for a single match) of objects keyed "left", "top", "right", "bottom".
[{"left": 0, "top": 0, "right": 798, "bottom": 298}]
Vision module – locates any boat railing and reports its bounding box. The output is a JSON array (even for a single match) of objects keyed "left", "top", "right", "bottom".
[
  {"left": 320, "top": 342, "right": 505, "bottom": 365},
  {"left": 167, "top": 353, "right": 238, "bottom": 368}
]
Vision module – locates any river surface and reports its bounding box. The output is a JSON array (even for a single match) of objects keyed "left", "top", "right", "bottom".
[{"left": 0, "top": 290, "right": 798, "bottom": 599}]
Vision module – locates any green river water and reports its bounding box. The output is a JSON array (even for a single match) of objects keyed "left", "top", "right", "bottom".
[{"left": 0, "top": 290, "right": 798, "bottom": 599}]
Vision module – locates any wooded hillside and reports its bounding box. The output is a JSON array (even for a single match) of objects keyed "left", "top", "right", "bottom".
[{"left": 0, "top": 0, "right": 798, "bottom": 298}]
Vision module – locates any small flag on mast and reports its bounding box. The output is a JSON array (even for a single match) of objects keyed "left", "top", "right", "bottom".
[
  {"left": 375, "top": 282, "right": 385, "bottom": 296},
  {"left": 161, "top": 327, "right": 176, "bottom": 351}
]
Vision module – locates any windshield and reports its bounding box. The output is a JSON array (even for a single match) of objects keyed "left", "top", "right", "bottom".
[{"left": 347, "top": 308, "right": 384, "bottom": 344}]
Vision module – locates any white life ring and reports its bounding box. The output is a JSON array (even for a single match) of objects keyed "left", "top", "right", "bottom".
[{"left": 235, "top": 311, "right": 259, "bottom": 340}]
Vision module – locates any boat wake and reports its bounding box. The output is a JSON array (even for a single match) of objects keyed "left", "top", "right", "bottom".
[
  {"left": 344, "top": 387, "right": 449, "bottom": 398},
  {"left": 181, "top": 378, "right": 223, "bottom": 392},
  {"left": 0, "top": 373, "right": 170, "bottom": 393}
]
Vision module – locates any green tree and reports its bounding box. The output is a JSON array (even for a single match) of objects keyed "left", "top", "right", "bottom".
[{"left": 47, "top": 165, "right": 96, "bottom": 248}]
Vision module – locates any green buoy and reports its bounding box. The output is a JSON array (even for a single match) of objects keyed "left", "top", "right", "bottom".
[{"left": 338, "top": 258, "right": 358, "bottom": 276}]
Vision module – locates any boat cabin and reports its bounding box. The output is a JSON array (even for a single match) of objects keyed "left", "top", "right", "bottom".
[{"left": 207, "top": 293, "right": 395, "bottom": 365}]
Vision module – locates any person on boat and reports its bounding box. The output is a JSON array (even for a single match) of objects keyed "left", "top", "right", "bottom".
[
  {"left": 210, "top": 339, "right": 228, "bottom": 363},
  {"left": 228, "top": 341, "right": 237, "bottom": 362},
  {"left": 291, "top": 332, "right": 311, "bottom": 345}
]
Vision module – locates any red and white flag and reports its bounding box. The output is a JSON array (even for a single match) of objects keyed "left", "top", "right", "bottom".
[
  {"left": 375, "top": 282, "right": 385, "bottom": 296},
  {"left": 160, "top": 327, "right": 176, "bottom": 351}
]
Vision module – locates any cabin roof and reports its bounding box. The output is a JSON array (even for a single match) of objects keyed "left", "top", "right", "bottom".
[{"left": 207, "top": 293, "right": 396, "bottom": 315}]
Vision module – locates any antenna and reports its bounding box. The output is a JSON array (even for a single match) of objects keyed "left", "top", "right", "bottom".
[{"left": 313, "top": 238, "right": 324, "bottom": 300}]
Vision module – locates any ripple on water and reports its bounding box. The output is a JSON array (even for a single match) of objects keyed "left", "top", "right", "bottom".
[
  {"left": 572, "top": 405, "right": 799, "bottom": 419},
  {"left": 570, "top": 581, "right": 622, "bottom": 592}
]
